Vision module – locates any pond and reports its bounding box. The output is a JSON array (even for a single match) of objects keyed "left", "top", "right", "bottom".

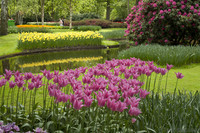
[{"left": 0, "top": 47, "right": 125, "bottom": 74}]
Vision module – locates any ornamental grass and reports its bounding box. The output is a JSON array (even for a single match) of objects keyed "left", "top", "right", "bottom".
[{"left": 18, "top": 31, "right": 103, "bottom": 50}]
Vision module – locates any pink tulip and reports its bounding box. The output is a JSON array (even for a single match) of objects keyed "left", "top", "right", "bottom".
[
  {"left": 73, "top": 99, "right": 84, "bottom": 110},
  {"left": 166, "top": 64, "right": 173, "bottom": 70},
  {"left": 175, "top": 72, "right": 184, "bottom": 79},
  {"left": 128, "top": 106, "right": 142, "bottom": 116},
  {"left": 140, "top": 89, "right": 150, "bottom": 98}
]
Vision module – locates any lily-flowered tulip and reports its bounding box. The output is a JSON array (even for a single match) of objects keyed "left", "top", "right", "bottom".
[
  {"left": 175, "top": 72, "right": 184, "bottom": 79},
  {"left": 73, "top": 99, "right": 84, "bottom": 110},
  {"left": 139, "top": 89, "right": 150, "bottom": 99},
  {"left": 166, "top": 64, "right": 173, "bottom": 70},
  {"left": 128, "top": 106, "right": 142, "bottom": 116}
]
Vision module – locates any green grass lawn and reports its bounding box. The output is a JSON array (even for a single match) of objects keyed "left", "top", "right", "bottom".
[
  {"left": 0, "top": 34, "right": 21, "bottom": 56},
  {"left": 146, "top": 63, "right": 200, "bottom": 93}
]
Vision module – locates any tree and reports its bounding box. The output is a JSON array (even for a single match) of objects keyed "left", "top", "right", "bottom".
[
  {"left": 41, "top": 0, "right": 45, "bottom": 25},
  {"left": 1, "top": 0, "right": 8, "bottom": 35},
  {"left": 69, "top": 0, "right": 72, "bottom": 29}
]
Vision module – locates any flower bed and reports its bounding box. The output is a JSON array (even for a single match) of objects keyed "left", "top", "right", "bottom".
[
  {"left": 18, "top": 31, "right": 103, "bottom": 50},
  {"left": 17, "top": 25, "right": 54, "bottom": 28},
  {"left": 0, "top": 58, "right": 188, "bottom": 132}
]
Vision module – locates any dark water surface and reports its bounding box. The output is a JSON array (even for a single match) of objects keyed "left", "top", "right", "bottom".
[{"left": 0, "top": 48, "right": 124, "bottom": 74}]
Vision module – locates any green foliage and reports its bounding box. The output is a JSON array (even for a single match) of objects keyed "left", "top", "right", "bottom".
[
  {"left": 118, "top": 44, "right": 200, "bottom": 66},
  {"left": 8, "top": 26, "right": 18, "bottom": 34},
  {"left": 0, "top": 90, "right": 199, "bottom": 132},
  {"left": 17, "top": 28, "right": 52, "bottom": 33},
  {"left": 76, "top": 26, "right": 102, "bottom": 31},
  {"left": 137, "top": 90, "right": 200, "bottom": 132},
  {"left": 72, "top": 13, "right": 100, "bottom": 21}
]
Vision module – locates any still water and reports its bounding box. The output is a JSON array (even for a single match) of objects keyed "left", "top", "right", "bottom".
[{"left": 0, "top": 48, "right": 124, "bottom": 74}]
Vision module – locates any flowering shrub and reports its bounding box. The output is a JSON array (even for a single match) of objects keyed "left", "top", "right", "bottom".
[
  {"left": 18, "top": 31, "right": 103, "bottom": 50},
  {"left": 125, "top": 0, "right": 200, "bottom": 45}
]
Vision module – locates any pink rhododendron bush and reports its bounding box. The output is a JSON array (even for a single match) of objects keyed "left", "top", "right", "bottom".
[{"left": 125, "top": 0, "right": 200, "bottom": 45}]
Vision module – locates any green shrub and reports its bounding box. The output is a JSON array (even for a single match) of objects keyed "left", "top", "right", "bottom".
[
  {"left": 110, "top": 22, "right": 127, "bottom": 28},
  {"left": 76, "top": 25, "right": 102, "bottom": 31},
  {"left": 8, "top": 26, "right": 18, "bottom": 34},
  {"left": 125, "top": 0, "right": 200, "bottom": 45},
  {"left": 17, "top": 27, "right": 51, "bottom": 33},
  {"left": 118, "top": 44, "right": 200, "bottom": 66}
]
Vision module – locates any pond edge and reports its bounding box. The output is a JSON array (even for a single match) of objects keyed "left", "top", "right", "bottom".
[{"left": 0, "top": 45, "right": 121, "bottom": 60}]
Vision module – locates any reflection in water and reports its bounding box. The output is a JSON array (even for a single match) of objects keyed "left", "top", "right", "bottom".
[{"left": 0, "top": 48, "right": 122, "bottom": 74}]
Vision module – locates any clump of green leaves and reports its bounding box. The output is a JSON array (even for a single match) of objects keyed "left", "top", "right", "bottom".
[{"left": 118, "top": 44, "right": 200, "bottom": 66}]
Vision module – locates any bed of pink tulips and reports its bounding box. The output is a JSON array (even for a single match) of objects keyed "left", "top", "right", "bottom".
[{"left": 0, "top": 57, "right": 184, "bottom": 132}]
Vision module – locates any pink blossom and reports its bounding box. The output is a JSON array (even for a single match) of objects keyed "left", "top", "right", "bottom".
[
  {"left": 172, "top": 1, "right": 176, "bottom": 5},
  {"left": 181, "top": 5, "right": 185, "bottom": 9},
  {"left": 153, "top": 3, "right": 157, "bottom": 8},
  {"left": 161, "top": 16, "right": 165, "bottom": 19},
  {"left": 181, "top": 1, "right": 184, "bottom": 4},
  {"left": 175, "top": 72, "right": 184, "bottom": 79},
  {"left": 161, "top": 68, "right": 167, "bottom": 75},
  {"left": 194, "top": 9, "right": 198, "bottom": 13},
  {"left": 73, "top": 99, "right": 84, "bottom": 110},
  {"left": 167, "top": 64, "right": 173, "bottom": 70},
  {"left": 160, "top": 10, "right": 164, "bottom": 14},
  {"left": 9, "top": 81, "right": 16, "bottom": 88},
  {"left": 132, "top": 118, "right": 137, "bottom": 123},
  {"left": 139, "top": 89, "right": 150, "bottom": 99},
  {"left": 166, "top": 1, "right": 170, "bottom": 6},
  {"left": 190, "top": 6, "right": 194, "bottom": 10},
  {"left": 128, "top": 106, "right": 142, "bottom": 116}
]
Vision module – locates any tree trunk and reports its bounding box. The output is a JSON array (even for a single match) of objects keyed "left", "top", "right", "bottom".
[
  {"left": 69, "top": 0, "right": 72, "bottom": 29},
  {"left": 15, "top": 11, "right": 23, "bottom": 25},
  {"left": 1, "top": 0, "right": 8, "bottom": 35},
  {"left": 106, "top": 0, "right": 111, "bottom": 20},
  {"left": 127, "top": 0, "right": 130, "bottom": 15},
  {"left": 41, "top": 0, "right": 45, "bottom": 25}
]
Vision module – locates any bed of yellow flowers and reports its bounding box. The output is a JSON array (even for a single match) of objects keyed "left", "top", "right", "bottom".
[
  {"left": 19, "top": 56, "right": 103, "bottom": 68},
  {"left": 18, "top": 31, "right": 103, "bottom": 50}
]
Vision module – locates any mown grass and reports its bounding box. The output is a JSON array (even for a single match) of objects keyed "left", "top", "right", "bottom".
[
  {"left": 0, "top": 34, "right": 21, "bottom": 56},
  {"left": 146, "top": 63, "right": 200, "bottom": 93},
  {"left": 98, "top": 28, "right": 126, "bottom": 39}
]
